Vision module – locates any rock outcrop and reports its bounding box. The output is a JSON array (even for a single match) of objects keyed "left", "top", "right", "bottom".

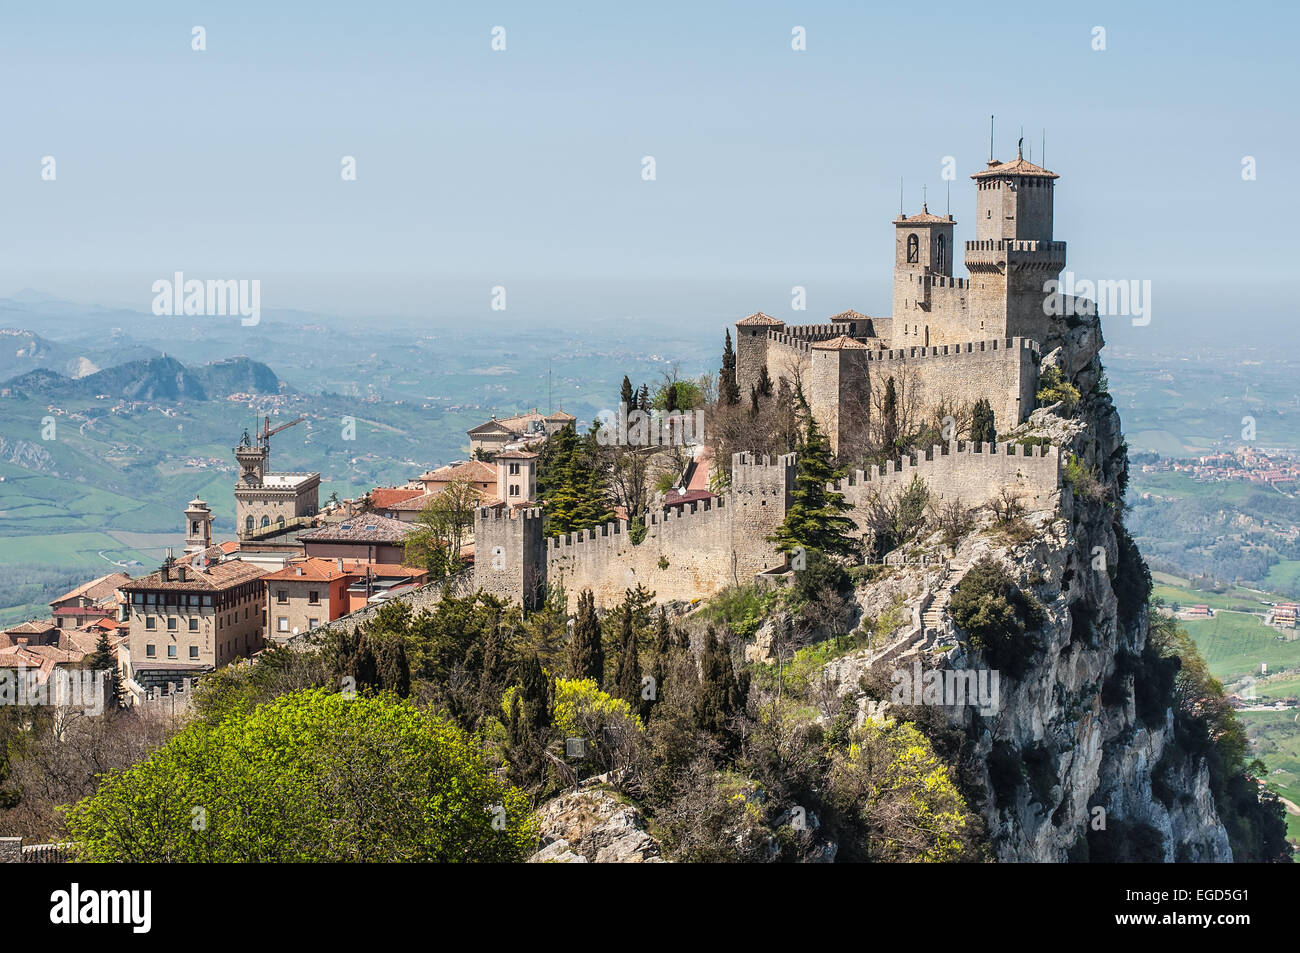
[{"left": 529, "top": 786, "right": 666, "bottom": 863}]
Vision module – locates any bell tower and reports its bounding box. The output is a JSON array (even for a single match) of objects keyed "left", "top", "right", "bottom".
[
  {"left": 184, "top": 496, "right": 214, "bottom": 555},
  {"left": 891, "top": 204, "right": 956, "bottom": 345},
  {"left": 234, "top": 427, "right": 267, "bottom": 487}
]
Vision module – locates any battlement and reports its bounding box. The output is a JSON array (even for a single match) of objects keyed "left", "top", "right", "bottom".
[
  {"left": 765, "top": 331, "right": 813, "bottom": 352},
  {"left": 831, "top": 440, "right": 1061, "bottom": 515},
  {"left": 475, "top": 505, "right": 543, "bottom": 524},
  {"left": 861, "top": 337, "right": 1039, "bottom": 363},
  {"left": 905, "top": 273, "right": 970, "bottom": 291},
  {"left": 784, "top": 323, "right": 850, "bottom": 340}
]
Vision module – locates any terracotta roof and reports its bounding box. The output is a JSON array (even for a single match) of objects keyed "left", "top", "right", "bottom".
[
  {"left": 52, "top": 605, "right": 112, "bottom": 616},
  {"left": 3, "top": 619, "right": 58, "bottom": 637},
  {"left": 121, "top": 558, "right": 267, "bottom": 593},
  {"left": 386, "top": 492, "right": 437, "bottom": 513},
  {"left": 662, "top": 489, "right": 718, "bottom": 508},
  {"left": 420, "top": 460, "right": 496, "bottom": 483},
  {"left": 495, "top": 449, "right": 538, "bottom": 460},
  {"left": 298, "top": 514, "right": 414, "bottom": 544},
  {"left": 262, "top": 557, "right": 354, "bottom": 583},
  {"left": 895, "top": 204, "right": 956, "bottom": 225},
  {"left": 218, "top": 540, "right": 240, "bottom": 554},
  {"left": 971, "top": 157, "right": 1058, "bottom": 180},
  {"left": 545, "top": 409, "right": 576, "bottom": 421},
  {"left": 811, "top": 335, "right": 870, "bottom": 350},
  {"left": 50, "top": 572, "right": 131, "bottom": 606},
  {"left": 828, "top": 310, "right": 873, "bottom": 323},
  {"left": 369, "top": 487, "right": 426, "bottom": 509},
  {"left": 736, "top": 312, "right": 784, "bottom": 327}
]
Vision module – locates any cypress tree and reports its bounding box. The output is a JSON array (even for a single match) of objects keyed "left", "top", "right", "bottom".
[
  {"left": 614, "top": 602, "right": 642, "bottom": 713},
  {"left": 756, "top": 364, "right": 774, "bottom": 400},
  {"left": 637, "top": 384, "right": 650, "bottom": 413},
  {"left": 693, "top": 627, "right": 741, "bottom": 734},
  {"left": 971, "top": 398, "right": 996, "bottom": 446},
  {"left": 620, "top": 375, "right": 635, "bottom": 409},
  {"left": 720, "top": 331, "right": 740, "bottom": 405},
  {"left": 768, "top": 414, "right": 860, "bottom": 559},
  {"left": 881, "top": 376, "right": 899, "bottom": 453},
  {"left": 568, "top": 588, "right": 604, "bottom": 684}
]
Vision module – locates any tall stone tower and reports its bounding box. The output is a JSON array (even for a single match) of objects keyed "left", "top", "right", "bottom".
[
  {"left": 184, "top": 496, "right": 214, "bottom": 555},
  {"left": 891, "top": 204, "right": 956, "bottom": 347},
  {"left": 965, "top": 142, "right": 1066, "bottom": 347},
  {"left": 234, "top": 428, "right": 267, "bottom": 487},
  {"left": 734, "top": 312, "right": 785, "bottom": 403}
]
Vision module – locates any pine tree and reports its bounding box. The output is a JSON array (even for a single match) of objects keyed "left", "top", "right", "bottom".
[
  {"left": 720, "top": 331, "right": 740, "bottom": 405},
  {"left": 568, "top": 589, "right": 605, "bottom": 684},
  {"left": 86, "top": 631, "right": 125, "bottom": 710},
  {"left": 971, "top": 398, "right": 996, "bottom": 446},
  {"left": 537, "top": 423, "right": 612, "bottom": 537},
  {"left": 620, "top": 375, "right": 635, "bottom": 409},
  {"left": 881, "top": 376, "right": 899, "bottom": 454},
  {"left": 768, "top": 414, "right": 860, "bottom": 559},
  {"left": 637, "top": 384, "right": 650, "bottom": 413}
]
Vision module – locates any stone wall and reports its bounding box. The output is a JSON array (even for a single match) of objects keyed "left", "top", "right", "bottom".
[
  {"left": 832, "top": 440, "right": 1061, "bottom": 537},
  {"left": 476, "top": 453, "right": 793, "bottom": 610}
]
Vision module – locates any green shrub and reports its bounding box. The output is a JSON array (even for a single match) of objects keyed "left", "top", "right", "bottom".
[
  {"left": 949, "top": 557, "right": 1044, "bottom": 679},
  {"left": 1036, "top": 365, "right": 1081, "bottom": 415}
]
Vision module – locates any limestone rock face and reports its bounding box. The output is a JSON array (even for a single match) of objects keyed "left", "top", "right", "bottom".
[
  {"left": 529, "top": 786, "right": 666, "bottom": 863},
  {"left": 950, "top": 315, "right": 1233, "bottom": 862}
]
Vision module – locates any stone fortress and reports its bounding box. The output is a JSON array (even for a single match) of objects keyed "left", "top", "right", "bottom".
[{"left": 476, "top": 140, "right": 1084, "bottom": 609}]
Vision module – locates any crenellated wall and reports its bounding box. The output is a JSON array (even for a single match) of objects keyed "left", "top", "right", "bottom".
[
  {"left": 831, "top": 439, "right": 1061, "bottom": 536},
  {"left": 475, "top": 454, "right": 794, "bottom": 609}
]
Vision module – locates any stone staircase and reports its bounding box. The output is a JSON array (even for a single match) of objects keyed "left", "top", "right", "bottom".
[{"left": 920, "top": 559, "right": 968, "bottom": 640}]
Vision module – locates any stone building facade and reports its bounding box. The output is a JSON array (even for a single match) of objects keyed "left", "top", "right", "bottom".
[{"left": 233, "top": 431, "right": 320, "bottom": 539}]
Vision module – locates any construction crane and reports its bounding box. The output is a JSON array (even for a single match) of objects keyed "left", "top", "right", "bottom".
[{"left": 258, "top": 414, "right": 306, "bottom": 450}]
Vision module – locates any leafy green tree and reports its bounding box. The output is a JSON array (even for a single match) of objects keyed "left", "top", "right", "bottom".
[
  {"left": 948, "top": 557, "right": 1043, "bottom": 677},
  {"left": 970, "top": 398, "right": 996, "bottom": 445},
  {"left": 768, "top": 415, "right": 860, "bottom": 560},
  {"left": 65, "top": 690, "right": 536, "bottom": 862},
  {"left": 404, "top": 478, "right": 479, "bottom": 578}
]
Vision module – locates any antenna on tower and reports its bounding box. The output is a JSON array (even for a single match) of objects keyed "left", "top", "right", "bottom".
[
  {"left": 1019, "top": 125, "right": 1024, "bottom": 159},
  {"left": 1042, "top": 129, "right": 1046, "bottom": 167},
  {"left": 989, "top": 114, "right": 994, "bottom": 162},
  {"left": 946, "top": 180, "right": 951, "bottom": 215},
  {"left": 899, "top": 177, "right": 904, "bottom": 216},
  {"left": 922, "top": 184, "right": 927, "bottom": 210}
]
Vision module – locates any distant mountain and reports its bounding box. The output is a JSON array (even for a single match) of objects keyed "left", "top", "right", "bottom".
[
  {"left": 1, "top": 355, "right": 285, "bottom": 401},
  {"left": 0, "top": 327, "right": 160, "bottom": 380}
]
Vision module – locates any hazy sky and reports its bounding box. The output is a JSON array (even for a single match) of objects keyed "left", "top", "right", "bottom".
[{"left": 1, "top": 0, "right": 1295, "bottom": 345}]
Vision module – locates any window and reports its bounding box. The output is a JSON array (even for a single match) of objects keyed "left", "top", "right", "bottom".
[
  {"left": 509, "top": 463, "right": 519, "bottom": 475},
  {"left": 936, "top": 234, "right": 946, "bottom": 271},
  {"left": 986, "top": 209, "right": 991, "bottom": 219},
  {"left": 245, "top": 516, "right": 254, "bottom": 533},
  {"left": 167, "top": 645, "right": 177, "bottom": 659},
  {"left": 188, "top": 594, "right": 199, "bottom": 606},
  {"left": 189, "top": 646, "right": 199, "bottom": 659},
  {"left": 202, "top": 595, "right": 212, "bottom": 606},
  {"left": 261, "top": 516, "right": 270, "bottom": 528},
  {"left": 146, "top": 644, "right": 156, "bottom": 658},
  {"left": 308, "top": 590, "right": 319, "bottom": 605},
  {"left": 277, "top": 589, "right": 288, "bottom": 604},
  {"left": 906, "top": 234, "right": 919, "bottom": 263},
  {"left": 188, "top": 618, "right": 198, "bottom": 632},
  {"left": 308, "top": 619, "right": 319, "bottom": 630},
  {"left": 278, "top": 617, "right": 289, "bottom": 632},
  {"left": 191, "top": 520, "right": 199, "bottom": 534},
  {"left": 510, "top": 484, "right": 519, "bottom": 497},
  {"left": 145, "top": 617, "right": 157, "bottom": 630},
  {"left": 167, "top": 617, "right": 178, "bottom": 631},
  {"left": 145, "top": 593, "right": 156, "bottom": 605},
  {"left": 132, "top": 593, "right": 144, "bottom": 605}
]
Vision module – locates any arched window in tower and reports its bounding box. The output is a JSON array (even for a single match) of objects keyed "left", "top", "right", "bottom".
[
  {"left": 191, "top": 521, "right": 199, "bottom": 534},
  {"left": 261, "top": 516, "right": 270, "bottom": 528},
  {"left": 935, "top": 235, "right": 946, "bottom": 271},
  {"left": 906, "top": 234, "right": 919, "bottom": 264},
  {"left": 245, "top": 516, "right": 254, "bottom": 533}
]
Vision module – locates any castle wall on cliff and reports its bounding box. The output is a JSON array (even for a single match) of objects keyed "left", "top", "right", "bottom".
[{"left": 475, "top": 445, "right": 1060, "bottom": 608}]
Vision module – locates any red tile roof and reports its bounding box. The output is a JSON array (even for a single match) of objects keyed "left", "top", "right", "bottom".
[
  {"left": 736, "top": 312, "right": 784, "bottom": 327},
  {"left": 971, "top": 157, "right": 1058, "bottom": 179},
  {"left": 370, "top": 487, "right": 426, "bottom": 509}
]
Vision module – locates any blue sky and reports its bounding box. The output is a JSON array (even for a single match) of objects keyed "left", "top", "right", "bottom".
[{"left": 0, "top": 0, "right": 1295, "bottom": 344}]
